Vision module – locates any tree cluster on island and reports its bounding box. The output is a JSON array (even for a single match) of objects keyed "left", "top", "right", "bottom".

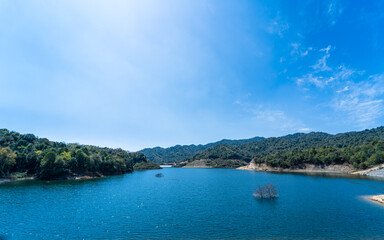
[
  {"left": 253, "top": 183, "right": 278, "bottom": 199},
  {"left": 0, "top": 129, "right": 160, "bottom": 180}
]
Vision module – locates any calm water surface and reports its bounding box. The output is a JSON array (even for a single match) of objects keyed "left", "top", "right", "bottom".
[{"left": 1, "top": 168, "right": 384, "bottom": 240}]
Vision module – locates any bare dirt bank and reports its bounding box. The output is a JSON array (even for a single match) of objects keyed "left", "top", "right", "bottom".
[
  {"left": 237, "top": 160, "right": 384, "bottom": 179},
  {"left": 352, "top": 164, "right": 384, "bottom": 177},
  {"left": 368, "top": 195, "right": 384, "bottom": 205},
  {"left": 183, "top": 159, "right": 212, "bottom": 168},
  {"left": 237, "top": 160, "right": 354, "bottom": 174}
]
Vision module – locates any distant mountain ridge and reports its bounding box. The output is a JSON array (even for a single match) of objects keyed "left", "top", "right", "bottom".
[
  {"left": 181, "top": 126, "right": 384, "bottom": 169},
  {"left": 139, "top": 136, "right": 265, "bottom": 164}
]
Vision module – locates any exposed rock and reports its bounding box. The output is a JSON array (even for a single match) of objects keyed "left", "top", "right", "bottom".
[
  {"left": 184, "top": 159, "right": 212, "bottom": 168},
  {"left": 370, "top": 195, "right": 384, "bottom": 205},
  {"left": 237, "top": 160, "right": 354, "bottom": 173},
  {"left": 353, "top": 164, "right": 384, "bottom": 178}
]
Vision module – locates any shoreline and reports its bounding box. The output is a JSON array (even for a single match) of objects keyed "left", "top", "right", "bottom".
[
  {"left": 182, "top": 166, "right": 213, "bottom": 169},
  {"left": 237, "top": 161, "right": 384, "bottom": 178},
  {"left": 369, "top": 195, "right": 384, "bottom": 205},
  {"left": 362, "top": 195, "right": 384, "bottom": 206},
  {"left": 0, "top": 173, "right": 106, "bottom": 184},
  {"left": 0, "top": 167, "right": 164, "bottom": 184},
  {"left": 237, "top": 162, "right": 354, "bottom": 173}
]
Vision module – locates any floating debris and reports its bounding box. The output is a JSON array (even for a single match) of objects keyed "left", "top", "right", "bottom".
[{"left": 155, "top": 173, "right": 164, "bottom": 178}]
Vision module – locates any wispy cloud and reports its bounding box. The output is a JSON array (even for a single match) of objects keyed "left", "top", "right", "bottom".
[
  {"left": 290, "top": 43, "right": 311, "bottom": 57},
  {"left": 295, "top": 45, "right": 384, "bottom": 128},
  {"left": 234, "top": 99, "right": 309, "bottom": 134},
  {"left": 266, "top": 13, "right": 289, "bottom": 37},
  {"left": 336, "top": 86, "right": 349, "bottom": 93},
  {"left": 327, "top": 0, "right": 344, "bottom": 25},
  {"left": 333, "top": 75, "right": 384, "bottom": 126},
  {"left": 312, "top": 45, "right": 332, "bottom": 72},
  {"left": 250, "top": 107, "right": 308, "bottom": 132},
  {"left": 296, "top": 46, "right": 358, "bottom": 88}
]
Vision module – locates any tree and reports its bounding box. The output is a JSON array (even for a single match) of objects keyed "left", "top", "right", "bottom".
[
  {"left": 75, "top": 149, "right": 90, "bottom": 173},
  {"left": 253, "top": 183, "right": 278, "bottom": 199},
  {"left": 0, "top": 147, "right": 16, "bottom": 176},
  {"left": 89, "top": 154, "right": 102, "bottom": 172},
  {"left": 39, "top": 152, "right": 66, "bottom": 180}
]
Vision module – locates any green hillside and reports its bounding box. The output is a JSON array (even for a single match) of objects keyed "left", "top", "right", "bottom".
[
  {"left": 0, "top": 129, "right": 160, "bottom": 180},
  {"left": 139, "top": 137, "right": 265, "bottom": 164},
  {"left": 181, "top": 127, "right": 384, "bottom": 169}
]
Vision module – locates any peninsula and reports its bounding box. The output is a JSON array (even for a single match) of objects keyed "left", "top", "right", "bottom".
[{"left": 0, "top": 129, "right": 160, "bottom": 181}]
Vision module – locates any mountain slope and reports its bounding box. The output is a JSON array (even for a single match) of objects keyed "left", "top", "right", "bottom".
[
  {"left": 182, "top": 127, "right": 384, "bottom": 169},
  {"left": 139, "top": 137, "right": 265, "bottom": 164}
]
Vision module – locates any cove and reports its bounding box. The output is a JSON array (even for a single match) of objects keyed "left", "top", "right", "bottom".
[{"left": 1, "top": 168, "right": 384, "bottom": 240}]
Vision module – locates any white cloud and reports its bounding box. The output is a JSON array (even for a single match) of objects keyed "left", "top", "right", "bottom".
[
  {"left": 266, "top": 13, "right": 289, "bottom": 37},
  {"left": 336, "top": 86, "right": 349, "bottom": 93},
  {"left": 320, "top": 45, "right": 332, "bottom": 53},
  {"left": 290, "top": 43, "right": 311, "bottom": 57},
  {"left": 332, "top": 75, "right": 384, "bottom": 127},
  {"left": 327, "top": 0, "right": 343, "bottom": 25},
  {"left": 298, "top": 128, "right": 312, "bottom": 132},
  {"left": 250, "top": 108, "right": 308, "bottom": 132},
  {"left": 312, "top": 45, "right": 332, "bottom": 72},
  {"left": 296, "top": 74, "right": 325, "bottom": 88},
  {"left": 295, "top": 44, "right": 384, "bottom": 128},
  {"left": 301, "top": 50, "right": 308, "bottom": 56},
  {"left": 296, "top": 46, "right": 358, "bottom": 88}
]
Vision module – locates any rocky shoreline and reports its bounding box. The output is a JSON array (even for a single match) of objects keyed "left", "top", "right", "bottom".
[
  {"left": 237, "top": 160, "right": 355, "bottom": 174},
  {"left": 237, "top": 160, "right": 384, "bottom": 178},
  {"left": 368, "top": 195, "right": 384, "bottom": 206},
  {"left": 352, "top": 164, "right": 384, "bottom": 177},
  {"left": 0, "top": 173, "right": 107, "bottom": 184}
]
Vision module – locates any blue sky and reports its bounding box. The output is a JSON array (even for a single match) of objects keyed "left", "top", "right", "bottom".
[{"left": 1, "top": 0, "right": 384, "bottom": 151}]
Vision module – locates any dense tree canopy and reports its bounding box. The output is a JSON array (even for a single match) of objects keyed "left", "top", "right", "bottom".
[
  {"left": 0, "top": 146, "right": 16, "bottom": 176},
  {"left": 0, "top": 129, "right": 159, "bottom": 179},
  {"left": 180, "top": 127, "right": 384, "bottom": 169},
  {"left": 139, "top": 137, "right": 264, "bottom": 164}
]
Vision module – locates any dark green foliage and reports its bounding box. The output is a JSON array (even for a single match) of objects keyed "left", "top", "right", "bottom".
[
  {"left": 75, "top": 149, "right": 90, "bottom": 173},
  {"left": 39, "top": 152, "right": 67, "bottom": 180},
  {"left": 0, "top": 146, "right": 16, "bottom": 177},
  {"left": 186, "top": 127, "right": 384, "bottom": 169},
  {"left": 0, "top": 129, "right": 159, "bottom": 180},
  {"left": 253, "top": 142, "right": 384, "bottom": 169},
  {"left": 134, "top": 161, "right": 162, "bottom": 170},
  {"left": 139, "top": 137, "right": 264, "bottom": 164},
  {"left": 205, "top": 159, "right": 247, "bottom": 168}
]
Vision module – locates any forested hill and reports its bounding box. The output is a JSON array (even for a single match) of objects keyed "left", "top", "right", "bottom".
[
  {"left": 0, "top": 129, "right": 160, "bottom": 180},
  {"left": 181, "top": 127, "right": 384, "bottom": 169},
  {"left": 139, "top": 137, "right": 265, "bottom": 164}
]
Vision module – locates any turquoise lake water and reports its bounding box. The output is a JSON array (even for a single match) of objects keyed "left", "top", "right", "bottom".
[{"left": 1, "top": 168, "right": 384, "bottom": 240}]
